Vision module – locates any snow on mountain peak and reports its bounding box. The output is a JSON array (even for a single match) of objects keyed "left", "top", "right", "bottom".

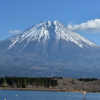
[{"left": 8, "top": 20, "right": 98, "bottom": 48}]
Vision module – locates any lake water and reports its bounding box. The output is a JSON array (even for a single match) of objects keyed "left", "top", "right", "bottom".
[{"left": 0, "top": 90, "right": 100, "bottom": 100}]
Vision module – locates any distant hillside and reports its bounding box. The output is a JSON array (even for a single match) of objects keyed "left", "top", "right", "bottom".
[{"left": 0, "top": 77, "right": 100, "bottom": 92}]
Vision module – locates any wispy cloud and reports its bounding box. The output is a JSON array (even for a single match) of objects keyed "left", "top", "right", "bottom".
[
  {"left": 67, "top": 19, "right": 100, "bottom": 33},
  {"left": 9, "top": 30, "right": 22, "bottom": 34}
]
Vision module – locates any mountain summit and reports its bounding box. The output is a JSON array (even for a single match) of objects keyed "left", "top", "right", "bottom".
[
  {"left": 0, "top": 21, "right": 100, "bottom": 78},
  {"left": 8, "top": 20, "right": 98, "bottom": 48}
]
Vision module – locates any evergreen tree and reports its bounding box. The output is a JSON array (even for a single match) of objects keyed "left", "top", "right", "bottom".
[{"left": 22, "top": 79, "right": 27, "bottom": 88}]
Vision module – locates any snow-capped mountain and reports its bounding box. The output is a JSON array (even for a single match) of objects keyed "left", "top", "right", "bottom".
[
  {"left": 7, "top": 20, "right": 98, "bottom": 48},
  {"left": 0, "top": 20, "right": 100, "bottom": 78}
]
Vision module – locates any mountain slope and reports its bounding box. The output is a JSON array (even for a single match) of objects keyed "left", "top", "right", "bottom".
[
  {"left": 0, "top": 20, "right": 100, "bottom": 78},
  {"left": 5, "top": 21, "right": 99, "bottom": 48}
]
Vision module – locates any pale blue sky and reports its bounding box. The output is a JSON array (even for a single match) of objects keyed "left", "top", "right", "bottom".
[{"left": 0, "top": 0, "right": 100, "bottom": 45}]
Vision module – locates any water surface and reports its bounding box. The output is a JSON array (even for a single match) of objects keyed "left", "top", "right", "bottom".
[{"left": 0, "top": 90, "right": 100, "bottom": 100}]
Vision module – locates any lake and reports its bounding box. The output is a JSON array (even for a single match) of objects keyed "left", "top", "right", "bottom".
[{"left": 0, "top": 90, "right": 100, "bottom": 100}]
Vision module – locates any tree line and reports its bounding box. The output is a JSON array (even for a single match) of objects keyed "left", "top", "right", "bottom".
[
  {"left": 78, "top": 78, "right": 98, "bottom": 82},
  {"left": 0, "top": 77, "right": 58, "bottom": 88}
]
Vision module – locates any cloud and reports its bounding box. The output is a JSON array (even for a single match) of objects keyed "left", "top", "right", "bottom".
[
  {"left": 9, "top": 30, "right": 22, "bottom": 34},
  {"left": 67, "top": 19, "right": 100, "bottom": 33}
]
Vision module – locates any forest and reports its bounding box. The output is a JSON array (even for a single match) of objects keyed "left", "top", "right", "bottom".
[{"left": 0, "top": 77, "right": 58, "bottom": 88}]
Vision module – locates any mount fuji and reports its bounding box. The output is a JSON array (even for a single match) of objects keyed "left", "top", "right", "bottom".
[{"left": 0, "top": 20, "right": 100, "bottom": 78}]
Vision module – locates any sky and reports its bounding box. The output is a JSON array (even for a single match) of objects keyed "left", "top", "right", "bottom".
[{"left": 0, "top": 0, "right": 100, "bottom": 45}]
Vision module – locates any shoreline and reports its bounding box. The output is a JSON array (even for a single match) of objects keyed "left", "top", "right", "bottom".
[
  {"left": 0, "top": 87, "right": 67, "bottom": 92},
  {"left": 0, "top": 87, "right": 82, "bottom": 92},
  {"left": 0, "top": 87, "right": 99, "bottom": 93},
  {"left": 0, "top": 87, "right": 91, "bottom": 93}
]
